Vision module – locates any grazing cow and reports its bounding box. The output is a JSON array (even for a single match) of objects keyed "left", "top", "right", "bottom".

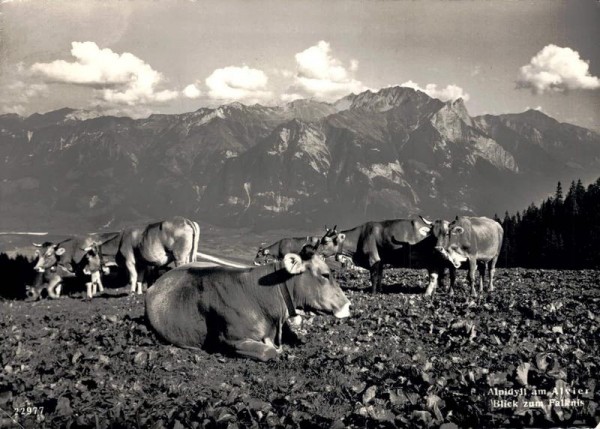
[
  {"left": 331, "top": 218, "right": 444, "bottom": 294},
  {"left": 253, "top": 227, "right": 345, "bottom": 265},
  {"left": 31, "top": 233, "right": 120, "bottom": 298},
  {"left": 145, "top": 246, "right": 351, "bottom": 361},
  {"left": 426, "top": 216, "right": 503, "bottom": 296},
  {"left": 117, "top": 216, "right": 200, "bottom": 295}
]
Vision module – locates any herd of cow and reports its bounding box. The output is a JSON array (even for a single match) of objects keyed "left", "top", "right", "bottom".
[{"left": 24, "top": 214, "right": 503, "bottom": 361}]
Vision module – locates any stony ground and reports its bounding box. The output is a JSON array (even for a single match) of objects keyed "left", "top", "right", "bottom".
[{"left": 0, "top": 268, "right": 599, "bottom": 428}]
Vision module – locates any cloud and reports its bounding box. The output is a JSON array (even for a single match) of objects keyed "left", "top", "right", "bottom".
[
  {"left": 517, "top": 44, "right": 600, "bottom": 94},
  {"left": 183, "top": 84, "right": 201, "bottom": 99},
  {"left": 0, "top": 63, "right": 49, "bottom": 115},
  {"left": 30, "top": 41, "right": 179, "bottom": 106},
  {"left": 282, "top": 41, "right": 368, "bottom": 102},
  {"left": 205, "top": 66, "right": 273, "bottom": 103},
  {"left": 400, "top": 80, "right": 470, "bottom": 102}
]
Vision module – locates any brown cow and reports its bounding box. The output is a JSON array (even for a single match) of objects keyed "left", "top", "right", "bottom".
[
  {"left": 427, "top": 216, "right": 503, "bottom": 296},
  {"left": 253, "top": 227, "right": 345, "bottom": 265},
  {"left": 330, "top": 218, "right": 442, "bottom": 294},
  {"left": 145, "top": 246, "right": 350, "bottom": 361},
  {"left": 117, "top": 216, "right": 200, "bottom": 294},
  {"left": 31, "top": 233, "right": 120, "bottom": 298}
]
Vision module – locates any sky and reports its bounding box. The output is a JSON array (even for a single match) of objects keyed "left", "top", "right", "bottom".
[{"left": 0, "top": 0, "right": 598, "bottom": 131}]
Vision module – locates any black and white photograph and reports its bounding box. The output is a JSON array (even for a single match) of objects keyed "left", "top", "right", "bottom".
[{"left": 0, "top": 0, "right": 599, "bottom": 427}]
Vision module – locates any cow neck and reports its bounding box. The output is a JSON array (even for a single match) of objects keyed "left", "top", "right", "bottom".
[
  {"left": 273, "top": 262, "right": 297, "bottom": 318},
  {"left": 54, "top": 252, "right": 75, "bottom": 275},
  {"left": 337, "top": 228, "right": 359, "bottom": 259}
]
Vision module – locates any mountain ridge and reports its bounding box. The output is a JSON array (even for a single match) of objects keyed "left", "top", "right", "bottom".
[{"left": 1, "top": 86, "right": 598, "bottom": 230}]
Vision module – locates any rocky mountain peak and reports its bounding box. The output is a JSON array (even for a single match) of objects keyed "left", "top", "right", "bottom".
[{"left": 337, "top": 86, "right": 434, "bottom": 113}]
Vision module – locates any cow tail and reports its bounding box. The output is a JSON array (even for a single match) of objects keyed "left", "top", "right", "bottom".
[{"left": 187, "top": 219, "right": 200, "bottom": 263}]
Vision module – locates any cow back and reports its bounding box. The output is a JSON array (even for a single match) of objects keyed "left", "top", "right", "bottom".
[{"left": 455, "top": 217, "right": 503, "bottom": 260}]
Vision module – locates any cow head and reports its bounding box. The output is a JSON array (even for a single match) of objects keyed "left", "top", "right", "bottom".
[
  {"left": 283, "top": 245, "right": 350, "bottom": 319},
  {"left": 316, "top": 225, "right": 346, "bottom": 258},
  {"left": 81, "top": 240, "right": 117, "bottom": 276},
  {"left": 426, "top": 218, "right": 466, "bottom": 268},
  {"left": 32, "top": 242, "right": 66, "bottom": 273},
  {"left": 254, "top": 244, "right": 276, "bottom": 266}
]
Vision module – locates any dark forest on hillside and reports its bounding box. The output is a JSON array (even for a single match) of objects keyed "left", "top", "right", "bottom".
[{"left": 496, "top": 177, "right": 600, "bottom": 269}]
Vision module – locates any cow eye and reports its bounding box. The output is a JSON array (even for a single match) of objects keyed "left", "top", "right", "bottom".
[{"left": 321, "top": 273, "right": 330, "bottom": 279}]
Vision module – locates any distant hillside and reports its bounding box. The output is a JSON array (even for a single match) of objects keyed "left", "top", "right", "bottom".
[{"left": 1, "top": 87, "right": 599, "bottom": 230}]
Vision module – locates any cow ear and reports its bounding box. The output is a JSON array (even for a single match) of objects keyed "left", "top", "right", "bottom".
[
  {"left": 337, "top": 233, "right": 346, "bottom": 242},
  {"left": 451, "top": 226, "right": 464, "bottom": 235},
  {"left": 283, "top": 253, "right": 306, "bottom": 275},
  {"left": 263, "top": 249, "right": 270, "bottom": 255},
  {"left": 55, "top": 247, "right": 66, "bottom": 255},
  {"left": 418, "top": 226, "right": 431, "bottom": 236}
]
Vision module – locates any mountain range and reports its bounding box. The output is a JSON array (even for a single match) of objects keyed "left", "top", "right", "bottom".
[{"left": 1, "top": 86, "right": 599, "bottom": 231}]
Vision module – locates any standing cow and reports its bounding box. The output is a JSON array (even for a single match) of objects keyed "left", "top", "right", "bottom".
[
  {"left": 117, "top": 216, "right": 200, "bottom": 295},
  {"left": 146, "top": 245, "right": 350, "bottom": 361},
  {"left": 254, "top": 226, "right": 345, "bottom": 265},
  {"left": 427, "top": 216, "right": 503, "bottom": 296},
  {"left": 30, "top": 233, "right": 120, "bottom": 298},
  {"left": 330, "top": 218, "right": 442, "bottom": 294}
]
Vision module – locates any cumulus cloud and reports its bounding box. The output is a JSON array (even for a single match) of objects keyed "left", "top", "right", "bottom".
[
  {"left": 0, "top": 63, "right": 49, "bottom": 115},
  {"left": 205, "top": 66, "right": 273, "bottom": 104},
  {"left": 517, "top": 44, "right": 600, "bottom": 94},
  {"left": 30, "top": 41, "right": 179, "bottom": 106},
  {"left": 282, "top": 41, "right": 368, "bottom": 102},
  {"left": 400, "top": 80, "right": 470, "bottom": 102},
  {"left": 183, "top": 84, "right": 201, "bottom": 99}
]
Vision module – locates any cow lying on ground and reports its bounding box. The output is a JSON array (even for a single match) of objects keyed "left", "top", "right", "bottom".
[
  {"left": 117, "top": 216, "right": 200, "bottom": 295},
  {"left": 428, "top": 216, "right": 503, "bottom": 296},
  {"left": 332, "top": 218, "right": 443, "bottom": 294},
  {"left": 30, "top": 233, "right": 120, "bottom": 298},
  {"left": 254, "top": 226, "right": 345, "bottom": 265},
  {"left": 145, "top": 245, "right": 351, "bottom": 361}
]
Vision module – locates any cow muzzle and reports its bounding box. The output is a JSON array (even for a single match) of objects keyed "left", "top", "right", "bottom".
[
  {"left": 333, "top": 302, "right": 351, "bottom": 319},
  {"left": 34, "top": 266, "right": 45, "bottom": 273}
]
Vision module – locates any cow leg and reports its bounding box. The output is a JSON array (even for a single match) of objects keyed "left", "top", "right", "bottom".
[
  {"left": 448, "top": 267, "right": 456, "bottom": 296},
  {"left": 488, "top": 257, "right": 498, "bottom": 292},
  {"left": 125, "top": 258, "right": 138, "bottom": 294},
  {"left": 468, "top": 258, "right": 477, "bottom": 296},
  {"left": 96, "top": 277, "right": 104, "bottom": 293},
  {"left": 222, "top": 338, "right": 280, "bottom": 362},
  {"left": 86, "top": 282, "right": 93, "bottom": 299},
  {"left": 47, "top": 277, "right": 62, "bottom": 299},
  {"left": 477, "top": 263, "right": 486, "bottom": 295},
  {"left": 424, "top": 269, "right": 438, "bottom": 297},
  {"left": 370, "top": 261, "right": 383, "bottom": 293}
]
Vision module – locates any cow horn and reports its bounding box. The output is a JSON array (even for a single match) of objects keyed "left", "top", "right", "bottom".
[
  {"left": 419, "top": 215, "right": 433, "bottom": 226},
  {"left": 332, "top": 225, "right": 337, "bottom": 233}
]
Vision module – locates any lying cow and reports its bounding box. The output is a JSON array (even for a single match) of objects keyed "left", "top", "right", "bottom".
[
  {"left": 117, "top": 216, "right": 200, "bottom": 295},
  {"left": 427, "top": 216, "right": 503, "bottom": 296},
  {"left": 145, "top": 245, "right": 351, "bottom": 361},
  {"left": 332, "top": 218, "right": 443, "bottom": 293},
  {"left": 31, "top": 233, "right": 120, "bottom": 298},
  {"left": 254, "top": 226, "right": 345, "bottom": 265}
]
